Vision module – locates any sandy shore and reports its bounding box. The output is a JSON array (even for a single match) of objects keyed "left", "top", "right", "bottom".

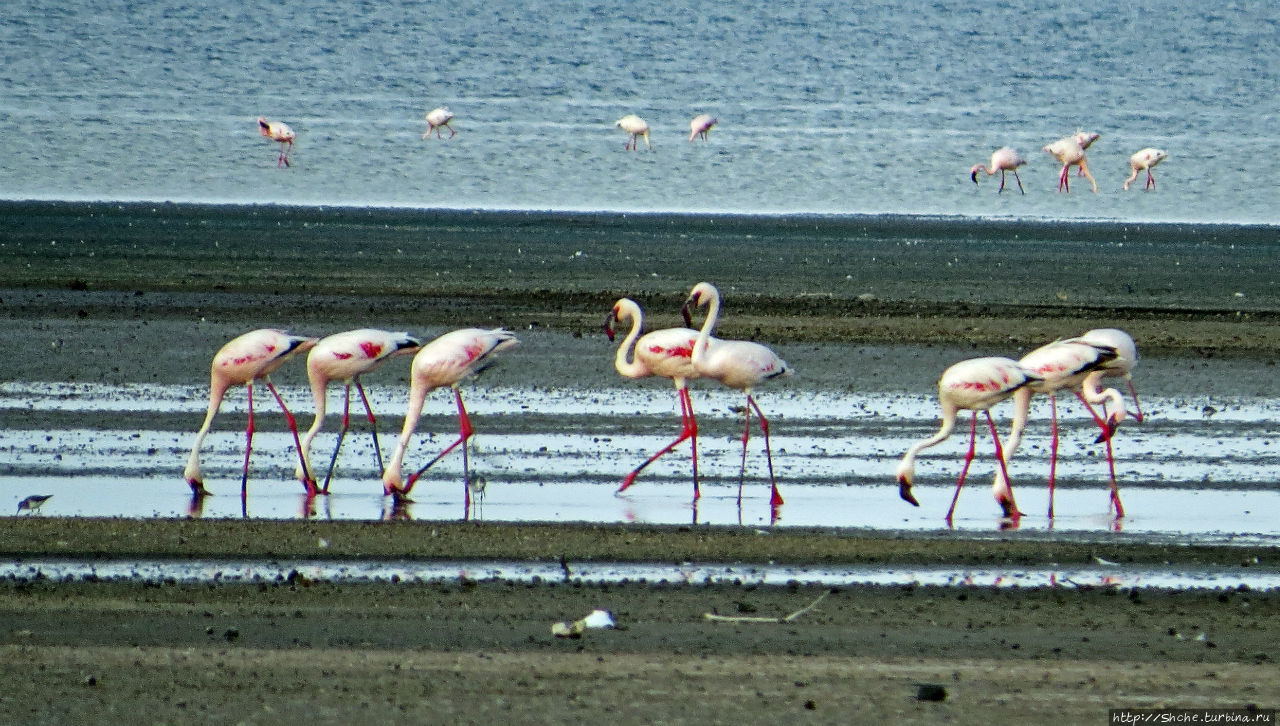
[{"left": 1, "top": 202, "right": 1278, "bottom": 723}]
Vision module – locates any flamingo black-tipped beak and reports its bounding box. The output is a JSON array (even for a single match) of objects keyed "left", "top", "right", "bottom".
[
  {"left": 603, "top": 315, "right": 617, "bottom": 342},
  {"left": 681, "top": 296, "right": 699, "bottom": 328},
  {"left": 997, "top": 496, "right": 1022, "bottom": 520},
  {"left": 1094, "top": 416, "right": 1122, "bottom": 444},
  {"left": 970, "top": 170, "right": 979, "bottom": 184},
  {"left": 187, "top": 478, "right": 210, "bottom": 497},
  {"left": 898, "top": 477, "right": 919, "bottom": 507}
]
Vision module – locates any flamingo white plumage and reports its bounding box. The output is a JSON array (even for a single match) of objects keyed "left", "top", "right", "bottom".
[
  {"left": 896, "top": 356, "right": 1039, "bottom": 522},
  {"left": 184, "top": 329, "right": 317, "bottom": 498},
  {"left": 682, "top": 282, "right": 792, "bottom": 509},
  {"left": 1043, "top": 135, "right": 1097, "bottom": 193},
  {"left": 257, "top": 117, "right": 295, "bottom": 167},
  {"left": 970, "top": 147, "right": 1027, "bottom": 194},
  {"left": 615, "top": 114, "right": 652, "bottom": 151},
  {"left": 689, "top": 114, "right": 717, "bottom": 142},
  {"left": 998, "top": 339, "right": 1121, "bottom": 518},
  {"left": 606, "top": 298, "right": 705, "bottom": 499},
  {"left": 382, "top": 328, "right": 519, "bottom": 510},
  {"left": 423, "top": 107, "right": 456, "bottom": 140},
  {"left": 297, "top": 329, "right": 421, "bottom": 493},
  {"left": 1124, "top": 148, "right": 1167, "bottom": 190}
]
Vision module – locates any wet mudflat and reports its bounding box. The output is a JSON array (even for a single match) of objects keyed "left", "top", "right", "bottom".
[{"left": 1, "top": 203, "right": 1278, "bottom": 723}]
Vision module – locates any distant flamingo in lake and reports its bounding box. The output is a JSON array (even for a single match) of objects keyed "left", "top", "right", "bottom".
[
  {"left": 896, "top": 356, "right": 1039, "bottom": 522},
  {"left": 689, "top": 114, "right": 717, "bottom": 142},
  {"left": 615, "top": 114, "right": 652, "bottom": 150},
  {"left": 423, "top": 107, "right": 456, "bottom": 139},
  {"left": 1043, "top": 135, "right": 1097, "bottom": 193},
  {"left": 970, "top": 147, "right": 1026, "bottom": 194},
  {"left": 682, "top": 282, "right": 792, "bottom": 510},
  {"left": 382, "top": 328, "right": 519, "bottom": 512},
  {"left": 183, "top": 329, "right": 318, "bottom": 498},
  {"left": 997, "top": 338, "right": 1122, "bottom": 519},
  {"left": 1073, "top": 131, "right": 1101, "bottom": 176},
  {"left": 606, "top": 298, "right": 705, "bottom": 499},
  {"left": 297, "top": 329, "right": 421, "bottom": 493},
  {"left": 257, "top": 117, "right": 295, "bottom": 167},
  {"left": 1124, "top": 148, "right": 1168, "bottom": 190}
]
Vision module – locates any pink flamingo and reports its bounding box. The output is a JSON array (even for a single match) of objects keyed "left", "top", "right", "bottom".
[
  {"left": 257, "top": 117, "right": 295, "bottom": 167},
  {"left": 297, "top": 329, "right": 422, "bottom": 493},
  {"left": 970, "top": 147, "right": 1027, "bottom": 194},
  {"left": 1075, "top": 328, "right": 1143, "bottom": 424},
  {"left": 183, "top": 329, "right": 318, "bottom": 498},
  {"left": 615, "top": 114, "right": 651, "bottom": 150},
  {"left": 1124, "top": 148, "right": 1167, "bottom": 190},
  {"left": 1072, "top": 131, "right": 1101, "bottom": 176},
  {"left": 423, "top": 107, "right": 456, "bottom": 139},
  {"left": 896, "top": 356, "right": 1039, "bottom": 522},
  {"left": 1043, "top": 135, "right": 1097, "bottom": 193},
  {"left": 682, "top": 282, "right": 792, "bottom": 509},
  {"left": 689, "top": 114, "right": 717, "bottom": 142},
  {"left": 998, "top": 339, "right": 1122, "bottom": 518},
  {"left": 382, "top": 328, "right": 519, "bottom": 509},
  {"left": 606, "top": 297, "right": 705, "bottom": 499}
]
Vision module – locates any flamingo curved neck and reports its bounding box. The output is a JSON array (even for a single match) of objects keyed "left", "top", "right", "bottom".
[
  {"left": 692, "top": 290, "right": 721, "bottom": 366},
  {"left": 613, "top": 305, "right": 647, "bottom": 379}
]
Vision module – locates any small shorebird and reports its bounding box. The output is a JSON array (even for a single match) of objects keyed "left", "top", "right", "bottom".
[
  {"left": 423, "top": 107, "right": 456, "bottom": 139},
  {"left": 17, "top": 494, "right": 52, "bottom": 514},
  {"left": 606, "top": 298, "right": 704, "bottom": 499},
  {"left": 257, "top": 117, "right": 295, "bottom": 167},
  {"left": 615, "top": 114, "right": 652, "bottom": 150},
  {"left": 689, "top": 114, "right": 717, "bottom": 142},
  {"left": 1124, "top": 148, "right": 1168, "bottom": 190},
  {"left": 969, "top": 147, "right": 1026, "bottom": 194}
]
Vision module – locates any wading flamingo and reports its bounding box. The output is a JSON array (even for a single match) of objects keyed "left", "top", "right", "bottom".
[
  {"left": 606, "top": 298, "right": 705, "bottom": 499},
  {"left": 1075, "top": 328, "right": 1143, "bottom": 424},
  {"left": 998, "top": 339, "right": 1121, "bottom": 518},
  {"left": 184, "top": 329, "right": 318, "bottom": 498},
  {"left": 297, "top": 329, "right": 421, "bottom": 493},
  {"left": 382, "top": 328, "right": 519, "bottom": 510},
  {"left": 682, "top": 282, "right": 792, "bottom": 509},
  {"left": 970, "top": 147, "right": 1026, "bottom": 194},
  {"left": 1073, "top": 131, "right": 1101, "bottom": 176},
  {"left": 1043, "top": 135, "right": 1097, "bottom": 193},
  {"left": 896, "top": 357, "right": 1039, "bottom": 522},
  {"left": 1124, "top": 148, "right": 1167, "bottom": 190},
  {"left": 615, "top": 114, "right": 651, "bottom": 150},
  {"left": 257, "top": 117, "right": 295, "bottom": 167},
  {"left": 423, "top": 107, "right": 456, "bottom": 139},
  {"left": 689, "top": 114, "right": 717, "bottom": 142}
]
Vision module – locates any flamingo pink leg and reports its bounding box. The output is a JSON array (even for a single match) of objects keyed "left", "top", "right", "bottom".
[
  {"left": 264, "top": 379, "right": 314, "bottom": 497},
  {"left": 617, "top": 387, "right": 700, "bottom": 500},
  {"left": 734, "top": 394, "right": 783, "bottom": 508},
  {"left": 1128, "top": 381, "right": 1145, "bottom": 423},
  {"left": 402, "top": 388, "right": 474, "bottom": 497},
  {"left": 1048, "top": 394, "right": 1060, "bottom": 518},
  {"left": 944, "top": 413, "right": 979, "bottom": 522},
  {"left": 1074, "top": 392, "right": 1124, "bottom": 519},
  {"left": 240, "top": 382, "right": 256, "bottom": 500},
  {"left": 355, "top": 379, "right": 384, "bottom": 472}
]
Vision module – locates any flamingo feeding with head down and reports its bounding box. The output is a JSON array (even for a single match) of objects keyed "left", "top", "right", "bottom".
[
  {"left": 896, "top": 356, "right": 1040, "bottom": 522},
  {"left": 423, "top": 107, "right": 456, "bottom": 140},
  {"left": 998, "top": 338, "right": 1122, "bottom": 519},
  {"left": 606, "top": 298, "right": 705, "bottom": 499},
  {"left": 615, "top": 114, "right": 651, "bottom": 151},
  {"left": 297, "top": 329, "right": 421, "bottom": 493},
  {"left": 689, "top": 114, "right": 717, "bottom": 142},
  {"left": 1043, "top": 135, "right": 1097, "bottom": 193},
  {"left": 1124, "top": 148, "right": 1167, "bottom": 190},
  {"left": 970, "top": 147, "right": 1026, "bottom": 194},
  {"left": 257, "top": 117, "right": 295, "bottom": 167},
  {"left": 183, "top": 329, "right": 318, "bottom": 498},
  {"left": 382, "top": 328, "right": 519, "bottom": 510},
  {"left": 1075, "top": 328, "right": 1143, "bottom": 424},
  {"left": 682, "top": 282, "right": 792, "bottom": 509}
]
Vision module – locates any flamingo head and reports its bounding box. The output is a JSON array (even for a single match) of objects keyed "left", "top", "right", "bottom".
[
  {"left": 996, "top": 493, "right": 1021, "bottom": 519},
  {"left": 257, "top": 117, "right": 270, "bottom": 137},
  {"left": 897, "top": 473, "right": 919, "bottom": 507},
  {"left": 969, "top": 165, "right": 983, "bottom": 184},
  {"left": 603, "top": 309, "right": 619, "bottom": 341},
  {"left": 682, "top": 282, "right": 717, "bottom": 324}
]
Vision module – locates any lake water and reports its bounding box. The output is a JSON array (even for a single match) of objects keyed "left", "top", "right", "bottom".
[{"left": 2, "top": 0, "right": 1277, "bottom": 223}]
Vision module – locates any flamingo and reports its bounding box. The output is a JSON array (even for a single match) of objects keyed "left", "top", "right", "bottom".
[
  {"left": 970, "top": 147, "right": 1026, "bottom": 194},
  {"left": 689, "top": 114, "right": 717, "bottom": 142},
  {"left": 615, "top": 114, "right": 652, "bottom": 151},
  {"left": 1124, "top": 148, "right": 1168, "bottom": 190},
  {"left": 1043, "top": 135, "right": 1097, "bottom": 193},
  {"left": 423, "top": 107, "right": 456, "bottom": 140},
  {"left": 1075, "top": 328, "right": 1143, "bottom": 424},
  {"left": 998, "top": 339, "right": 1121, "bottom": 518},
  {"left": 606, "top": 298, "right": 705, "bottom": 499},
  {"left": 257, "top": 117, "right": 295, "bottom": 167},
  {"left": 183, "top": 329, "right": 318, "bottom": 498},
  {"left": 682, "top": 282, "right": 792, "bottom": 509},
  {"left": 896, "top": 356, "right": 1039, "bottom": 522},
  {"left": 297, "top": 329, "right": 422, "bottom": 493},
  {"left": 1072, "top": 131, "right": 1101, "bottom": 176},
  {"left": 382, "top": 328, "right": 519, "bottom": 509}
]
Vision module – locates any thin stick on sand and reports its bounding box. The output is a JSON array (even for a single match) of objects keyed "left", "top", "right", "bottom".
[{"left": 702, "top": 590, "right": 831, "bottom": 624}]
